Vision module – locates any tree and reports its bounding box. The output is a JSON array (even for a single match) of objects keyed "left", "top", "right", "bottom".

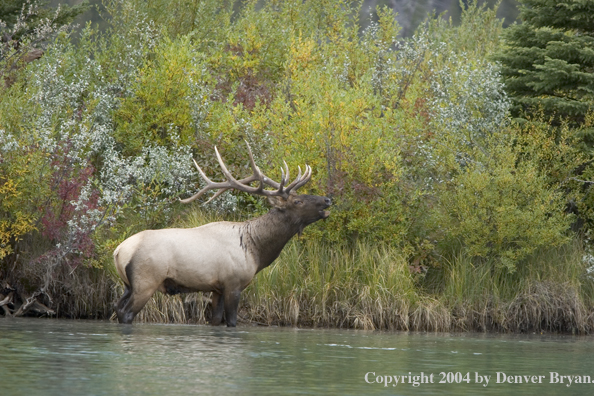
[{"left": 497, "top": 0, "right": 594, "bottom": 129}]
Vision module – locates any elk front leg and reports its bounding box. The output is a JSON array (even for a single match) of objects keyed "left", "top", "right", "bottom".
[
  {"left": 210, "top": 291, "right": 224, "bottom": 326},
  {"left": 224, "top": 289, "right": 241, "bottom": 327}
]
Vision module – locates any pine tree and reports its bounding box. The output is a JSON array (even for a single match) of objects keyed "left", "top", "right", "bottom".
[{"left": 497, "top": 0, "right": 594, "bottom": 127}]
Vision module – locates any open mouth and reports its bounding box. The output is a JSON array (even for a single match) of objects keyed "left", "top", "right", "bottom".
[{"left": 320, "top": 198, "right": 331, "bottom": 219}]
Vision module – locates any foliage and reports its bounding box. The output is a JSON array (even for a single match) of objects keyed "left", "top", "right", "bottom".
[
  {"left": 112, "top": 36, "right": 202, "bottom": 154},
  {"left": 0, "top": 26, "right": 197, "bottom": 298},
  {"left": 0, "top": 0, "right": 87, "bottom": 33},
  {"left": 434, "top": 128, "right": 575, "bottom": 271},
  {"left": 0, "top": 0, "right": 89, "bottom": 84},
  {"left": 495, "top": 0, "right": 594, "bottom": 250},
  {"left": 0, "top": 128, "right": 43, "bottom": 260},
  {"left": 497, "top": 0, "right": 594, "bottom": 128},
  {"left": 0, "top": 0, "right": 590, "bottom": 326}
]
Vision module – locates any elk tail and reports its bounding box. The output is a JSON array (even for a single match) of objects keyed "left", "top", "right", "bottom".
[{"left": 113, "top": 245, "right": 132, "bottom": 287}]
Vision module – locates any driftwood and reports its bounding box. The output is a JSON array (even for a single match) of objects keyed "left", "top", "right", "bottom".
[{"left": 0, "top": 284, "right": 55, "bottom": 317}]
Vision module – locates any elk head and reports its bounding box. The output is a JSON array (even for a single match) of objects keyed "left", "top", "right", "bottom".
[{"left": 180, "top": 141, "right": 331, "bottom": 226}]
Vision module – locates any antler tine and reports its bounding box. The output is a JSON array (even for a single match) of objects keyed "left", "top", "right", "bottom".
[
  {"left": 242, "top": 141, "right": 270, "bottom": 194},
  {"left": 216, "top": 145, "right": 277, "bottom": 195},
  {"left": 244, "top": 140, "right": 262, "bottom": 176},
  {"left": 182, "top": 142, "right": 314, "bottom": 204},
  {"left": 203, "top": 188, "right": 231, "bottom": 204},
  {"left": 283, "top": 161, "right": 290, "bottom": 185},
  {"left": 180, "top": 185, "right": 230, "bottom": 204},
  {"left": 180, "top": 158, "right": 231, "bottom": 204},
  {"left": 278, "top": 166, "right": 287, "bottom": 192},
  {"left": 192, "top": 158, "right": 212, "bottom": 183},
  {"left": 289, "top": 165, "right": 312, "bottom": 192},
  {"left": 181, "top": 147, "right": 257, "bottom": 204},
  {"left": 244, "top": 140, "right": 280, "bottom": 189},
  {"left": 215, "top": 146, "right": 239, "bottom": 184},
  {"left": 284, "top": 165, "right": 302, "bottom": 192},
  {"left": 285, "top": 164, "right": 312, "bottom": 193}
]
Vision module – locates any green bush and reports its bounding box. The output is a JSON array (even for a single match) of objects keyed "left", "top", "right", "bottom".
[
  {"left": 434, "top": 129, "right": 574, "bottom": 272},
  {"left": 113, "top": 36, "right": 202, "bottom": 154}
]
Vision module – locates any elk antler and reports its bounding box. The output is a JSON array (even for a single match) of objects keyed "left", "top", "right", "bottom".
[{"left": 181, "top": 141, "right": 312, "bottom": 204}]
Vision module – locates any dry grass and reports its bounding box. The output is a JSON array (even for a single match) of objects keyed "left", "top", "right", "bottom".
[
  {"left": 130, "top": 292, "right": 211, "bottom": 324},
  {"left": 121, "top": 237, "right": 594, "bottom": 334}
]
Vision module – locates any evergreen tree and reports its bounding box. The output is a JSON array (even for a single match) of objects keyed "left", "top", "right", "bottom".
[{"left": 497, "top": 0, "right": 594, "bottom": 127}]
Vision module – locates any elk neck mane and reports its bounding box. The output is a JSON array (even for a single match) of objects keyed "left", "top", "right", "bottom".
[{"left": 239, "top": 207, "right": 303, "bottom": 273}]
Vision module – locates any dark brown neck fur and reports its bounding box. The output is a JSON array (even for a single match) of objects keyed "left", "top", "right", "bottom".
[{"left": 240, "top": 209, "right": 302, "bottom": 273}]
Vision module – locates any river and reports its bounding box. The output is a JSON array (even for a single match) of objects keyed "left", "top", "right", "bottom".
[{"left": 1, "top": 317, "right": 593, "bottom": 395}]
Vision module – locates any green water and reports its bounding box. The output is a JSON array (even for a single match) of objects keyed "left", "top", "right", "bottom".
[{"left": 1, "top": 317, "right": 593, "bottom": 395}]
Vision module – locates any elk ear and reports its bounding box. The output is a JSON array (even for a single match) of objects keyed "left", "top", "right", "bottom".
[{"left": 267, "top": 196, "right": 288, "bottom": 209}]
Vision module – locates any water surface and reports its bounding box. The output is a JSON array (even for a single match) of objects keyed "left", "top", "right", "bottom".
[{"left": 1, "top": 318, "right": 593, "bottom": 395}]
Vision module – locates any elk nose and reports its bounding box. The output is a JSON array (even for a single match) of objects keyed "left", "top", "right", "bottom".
[{"left": 324, "top": 197, "right": 332, "bottom": 206}]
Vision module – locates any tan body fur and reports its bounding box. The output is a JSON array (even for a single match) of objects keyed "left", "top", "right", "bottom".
[
  {"left": 113, "top": 196, "right": 330, "bottom": 326},
  {"left": 115, "top": 223, "right": 254, "bottom": 296}
]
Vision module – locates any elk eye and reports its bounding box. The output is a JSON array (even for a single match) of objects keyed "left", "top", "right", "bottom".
[{"left": 294, "top": 200, "right": 303, "bottom": 205}]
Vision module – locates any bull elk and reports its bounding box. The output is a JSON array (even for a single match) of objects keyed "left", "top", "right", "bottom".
[{"left": 113, "top": 142, "right": 331, "bottom": 326}]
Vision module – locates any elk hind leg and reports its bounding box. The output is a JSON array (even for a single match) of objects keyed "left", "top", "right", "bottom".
[
  {"left": 117, "top": 286, "right": 155, "bottom": 324},
  {"left": 210, "top": 291, "right": 224, "bottom": 326},
  {"left": 115, "top": 285, "right": 133, "bottom": 323}
]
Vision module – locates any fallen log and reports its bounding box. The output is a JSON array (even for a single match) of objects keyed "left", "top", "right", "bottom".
[
  {"left": 0, "top": 284, "right": 55, "bottom": 318},
  {"left": 13, "top": 292, "right": 55, "bottom": 317}
]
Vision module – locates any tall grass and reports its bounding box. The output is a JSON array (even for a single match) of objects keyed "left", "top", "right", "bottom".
[
  {"left": 242, "top": 240, "right": 423, "bottom": 330},
  {"left": 431, "top": 239, "right": 594, "bottom": 333},
  {"left": 126, "top": 208, "right": 430, "bottom": 329}
]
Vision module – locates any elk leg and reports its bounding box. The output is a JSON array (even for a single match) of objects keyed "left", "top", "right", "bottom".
[
  {"left": 210, "top": 291, "right": 224, "bottom": 326},
  {"left": 118, "top": 292, "right": 138, "bottom": 324},
  {"left": 115, "top": 285, "right": 133, "bottom": 323},
  {"left": 224, "top": 289, "right": 241, "bottom": 327},
  {"left": 118, "top": 287, "right": 154, "bottom": 324}
]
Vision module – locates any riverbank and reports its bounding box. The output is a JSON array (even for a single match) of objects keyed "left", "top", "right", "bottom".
[
  {"left": 2, "top": 209, "right": 593, "bottom": 334},
  {"left": 2, "top": 271, "right": 592, "bottom": 334},
  {"left": 4, "top": 227, "right": 590, "bottom": 334},
  {"left": 121, "top": 210, "right": 594, "bottom": 334}
]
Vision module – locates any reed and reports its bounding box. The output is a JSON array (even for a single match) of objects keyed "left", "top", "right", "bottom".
[
  {"left": 29, "top": 208, "right": 569, "bottom": 333},
  {"left": 241, "top": 240, "right": 421, "bottom": 330},
  {"left": 433, "top": 238, "right": 594, "bottom": 333}
]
